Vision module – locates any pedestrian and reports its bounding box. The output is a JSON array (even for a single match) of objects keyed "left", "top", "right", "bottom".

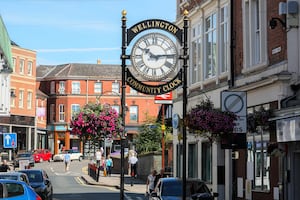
[
  {"left": 105, "top": 155, "right": 113, "bottom": 176},
  {"left": 64, "top": 151, "right": 71, "bottom": 171},
  {"left": 96, "top": 147, "right": 103, "bottom": 167},
  {"left": 0, "top": 160, "right": 10, "bottom": 172},
  {"left": 146, "top": 169, "right": 157, "bottom": 194},
  {"left": 128, "top": 152, "right": 138, "bottom": 178},
  {"left": 154, "top": 168, "right": 167, "bottom": 187}
]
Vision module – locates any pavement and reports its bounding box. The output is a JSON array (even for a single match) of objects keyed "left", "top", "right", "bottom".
[{"left": 81, "top": 167, "right": 147, "bottom": 194}]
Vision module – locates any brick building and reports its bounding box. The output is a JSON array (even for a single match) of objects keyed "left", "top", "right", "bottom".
[
  {"left": 36, "top": 63, "right": 160, "bottom": 157},
  {"left": 172, "top": 0, "right": 299, "bottom": 199}
]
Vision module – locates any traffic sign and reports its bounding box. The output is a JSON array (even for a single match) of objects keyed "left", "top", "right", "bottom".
[
  {"left": 221, "top": 91, "right": 247, "bottom": 133},
  {"left": 3, "top": 133, "right": 17, "bottom": 148}
]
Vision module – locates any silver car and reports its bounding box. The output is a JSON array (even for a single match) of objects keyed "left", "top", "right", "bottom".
[{"left": 13, "top": 152, "right": 35, "bottom": 168}]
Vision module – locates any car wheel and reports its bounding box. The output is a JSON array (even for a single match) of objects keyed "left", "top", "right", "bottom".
[{"left": 79, "top": 156, "right": 83, "bottom": 161}]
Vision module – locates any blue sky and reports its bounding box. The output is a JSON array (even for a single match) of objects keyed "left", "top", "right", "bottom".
[{"left": 0, "top": 0, "right": 176, "bottom": 65}]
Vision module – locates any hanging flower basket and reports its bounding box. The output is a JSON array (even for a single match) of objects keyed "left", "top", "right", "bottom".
[
  {"left": 185, "top": 99, "right": 237, "bottom": 141},
  {"left": 70, "top": 103, "right": 123, "bottom": 140}
]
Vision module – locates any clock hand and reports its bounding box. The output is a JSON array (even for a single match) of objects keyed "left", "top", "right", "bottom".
[
  {"left": 155, "top": 54, "right": 176, "bottom": 59},
  {"left": 144, "top": 48, "right": 159, "bottom": 60}
]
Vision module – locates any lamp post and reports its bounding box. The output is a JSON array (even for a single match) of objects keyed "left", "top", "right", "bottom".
[
  {"left": 120, "top": 10, "right": 127, "bottom": 200},
  {"left": 182, "top": 11, "right": 189, "bottom": 200}
]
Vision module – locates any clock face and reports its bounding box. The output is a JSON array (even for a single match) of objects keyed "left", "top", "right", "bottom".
[{"left": 131, "top": 33, "right": 178, "bottom": 81}]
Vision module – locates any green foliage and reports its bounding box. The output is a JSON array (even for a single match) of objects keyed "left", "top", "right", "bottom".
[{"left": 135, "top": 122, "right": 162, "bottom": 154}]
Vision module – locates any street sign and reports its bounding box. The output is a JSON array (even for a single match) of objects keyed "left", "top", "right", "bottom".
[
  {"left": 3, "top": 133, "right": 17, "bottom": 148},
  {"left": 155, "top": 92, "right": 173, "bottom": 104},
  {"left": 221, "top": 91, "right": 247, "bottom": 133}
]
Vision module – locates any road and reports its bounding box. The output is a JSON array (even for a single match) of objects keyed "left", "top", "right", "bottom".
[{"left": 34, "top": 160, "right": 146, "bottom": 200}]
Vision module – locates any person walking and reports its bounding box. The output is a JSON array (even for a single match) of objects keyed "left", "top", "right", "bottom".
[
  {"left": 96, "top": 147, "right": 103, "bottom": 167},
  {"left": 128, "top": 153, "right": 138, "bottom": 178},
  {"left": 154, "top": 169, "right": 167, "bottom": 187},
  {"left": 64, "top": 152, "right": 71, "bottom": 171},
  {"left": 0, "top": 160, "right": 10, "bottom": 172},
  {"left": 105, "top": 155, "right": 113, "bottom": 176},
  {"left": 146, "top": 169, "right": 157, "bottom": 194}
]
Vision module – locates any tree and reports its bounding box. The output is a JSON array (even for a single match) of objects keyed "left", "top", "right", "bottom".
[{"left": 134, "top": 114, "right": 162, "bottom": 154}]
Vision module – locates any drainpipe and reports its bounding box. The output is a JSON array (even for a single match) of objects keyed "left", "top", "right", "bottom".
[{"left": 230, "top": 0, "right": 235, "bottom": 88}]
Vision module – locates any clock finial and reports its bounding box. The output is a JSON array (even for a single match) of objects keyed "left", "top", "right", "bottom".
[
  {"left": 122, "top": 10, "right": 127, "bottom": 16},
  {"left": 183, "top": 10, "right": 189, "bottom": 16}
]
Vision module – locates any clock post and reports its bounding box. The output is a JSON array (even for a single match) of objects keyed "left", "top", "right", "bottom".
[
  {"left": 120, "top": 10, "right": 128, "bottom": 200},
  {"left": 121, "top": 10, "right": 189, "bottom": 200}
]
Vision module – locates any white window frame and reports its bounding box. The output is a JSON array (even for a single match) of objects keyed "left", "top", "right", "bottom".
[
  {"left": 59, "top": 81, "right": 65, "bottom": 94},
  {"left": 190, "top": 22, "right": 202, "bottom": 85},
  {"left": 27, "top": 91, "right": 32, "bottom": 109},
  {"left": 130, "top": 87, "right": 138, "bottom": 95},
  {"left": 19, "top": 59, "right": 24, "bottom": 74},
  {"left": 243, "top": 0, "right": 267, "bottom": 71},
  {"left": 18, "top": 90, "right": 24, "bottom": 108},
  {"left": 72, "top": 81, "right": 81, "bottom": 94},
  {"left": 27, "top": 61, "right": 33, "bottom": 76},
  {"left": 71, "top": 104, "right": 80, "bottom": 120},
  {"left": 111, "top": 105, "right": 120, "bottom": 115},
  {"left": 59, "top": 104, "right": 65, "bottom": 122},
  {"left": 94, "top": 82, "right": 102, "bottom": 93},
  {"left": 204, "top": 12, "right": 217, "bottom": 79},
  {"left": 129, "top": 105, "right": 138, "bottom": 122},
  {"left": 112, "top": 82, "right": 120, "bottom": 94},
  {"left": 219, "top": 5, "right": 229, "bottom": 74},
  {"left": 10, "top": 89, "right": 16, "bottom": 107}
]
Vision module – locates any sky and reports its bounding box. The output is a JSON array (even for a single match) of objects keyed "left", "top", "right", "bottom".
[{"left": 0, "top": 0, "right": 176, "bottom": 66}]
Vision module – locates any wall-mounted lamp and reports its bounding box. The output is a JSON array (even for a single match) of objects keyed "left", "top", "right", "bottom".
[
  {"left": 269, "top": 17, "right": 286, "bottom": 29},
  {"left": 0, "top": 64, "right": 13, "bottom": 74}
]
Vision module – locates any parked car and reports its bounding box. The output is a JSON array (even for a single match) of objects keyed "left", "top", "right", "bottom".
[
  {"left": 19, "top": 169, "right": 53, "bottom": 200},
  {"left": 13, "top": 152, "right": 35, "bottom": 168},
  {"left": 149, "top": 177, "right": 218, "bottom": 200},
  {"left": 0, "top": 179, "right": 42, "bottom": 200},
  {"left": 0, "top": 172, "right": 30, "bottom": 185},
  {"left": 33, "top": 149, "right": 52, "bottom": 163},
  {"left": 52, "top": 149, "right": 83, "bottom": 162}
]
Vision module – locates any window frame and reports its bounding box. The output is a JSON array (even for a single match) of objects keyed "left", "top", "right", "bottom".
[
  {"left": 59, "top": 104, "right": 65, "bottom": 122},
  {"left": 129, "top": 105, "right": 138, "bottom": 122},
  {"left": 72, "top": 81, "right": 81, "bottom": 94}
]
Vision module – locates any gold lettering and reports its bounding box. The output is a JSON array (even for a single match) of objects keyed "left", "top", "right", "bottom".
[{"left": 130, "top": 20, "right": 179, "bottom": 35}]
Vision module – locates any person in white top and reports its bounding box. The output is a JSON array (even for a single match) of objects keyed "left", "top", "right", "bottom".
[
  {"left": 128, "top": 153, "right": 138, "bottom": 177},
  {"left": 96, "top": 147, "right": 103, "bottom": 167},
  {"left": 146, "top": 169, "right": 157, "bottom": 194}
]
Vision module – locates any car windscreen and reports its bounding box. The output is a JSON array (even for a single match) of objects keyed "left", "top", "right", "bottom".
[
  {"left": 161, "top": 181, "right": 182, "bottom": 196},
  {"left": 17, "top": 154, "right": 31, "bottom": 158},
  {"left": 21, "top": 171, "right": 42, "bottom": 183}
]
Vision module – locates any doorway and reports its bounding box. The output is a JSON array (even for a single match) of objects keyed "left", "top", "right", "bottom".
[{"left": 293, "top": 152, "right": 300, "bottom": 199}]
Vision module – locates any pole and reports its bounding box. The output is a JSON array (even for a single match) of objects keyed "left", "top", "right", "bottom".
[
  {"left": 120, "top": 10, "right": 127, "bottom": 200},
  {"left": 162, "top": 104, "right": 165, "bottom": 170},
  {"left": 182, "top": 10, "right": 189, "bottom": 200}
]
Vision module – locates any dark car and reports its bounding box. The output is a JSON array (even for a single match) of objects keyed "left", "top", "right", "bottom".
[
  {"left": 13, "top": 152, "right": 35, "bottom": 168},
  {"left": 33, "top": 149, "right": 52, "bottom": 163},
  {"left": 19, "top": 169, "right": 53, "bottom": 200},
  {"left": 150, "top": 177, "right": 218, "bottom": 200}
]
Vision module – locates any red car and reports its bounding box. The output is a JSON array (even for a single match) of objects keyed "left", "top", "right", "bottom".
[{"left": 33, "top": 149, "right": 52, "bottom": 162}]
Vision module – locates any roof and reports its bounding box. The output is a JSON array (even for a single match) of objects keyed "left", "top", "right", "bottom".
[{"left": 36, "top": 63, "right": 122, "bottom": 80}]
